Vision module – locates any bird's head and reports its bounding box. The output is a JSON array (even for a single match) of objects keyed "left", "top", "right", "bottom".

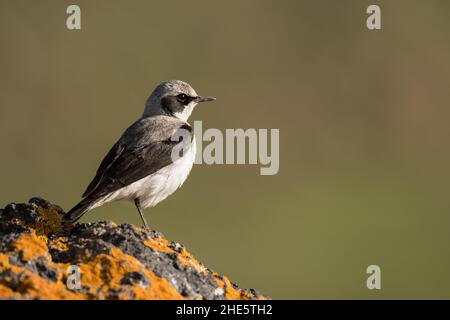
[{"left": 143, "top": 80, "right": 216, "bottom": 121}]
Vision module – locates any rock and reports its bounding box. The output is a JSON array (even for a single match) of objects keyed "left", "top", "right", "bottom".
[{"left": 0, "top": 198, "right": 266, "bottom": 300}]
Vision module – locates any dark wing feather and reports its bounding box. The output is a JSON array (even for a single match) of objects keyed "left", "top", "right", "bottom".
[
  {"left": 82, "top": 142, "right": 125, "bottom": 198},
  {"left": 82, "top": 120, "right": 193, "bottom": 201}
]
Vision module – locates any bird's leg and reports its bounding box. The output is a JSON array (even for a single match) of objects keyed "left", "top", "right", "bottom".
[{"left": 134, "top": 198, "right": 149, "bottom": 229}]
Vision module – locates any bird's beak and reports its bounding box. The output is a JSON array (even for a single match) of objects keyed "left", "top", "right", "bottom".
[{"left": 196, "top": 96, "right": 216, "bottom": 103}]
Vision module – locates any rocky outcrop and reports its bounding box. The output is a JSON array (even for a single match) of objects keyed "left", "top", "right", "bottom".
[{"left": 0, "top": 198, "right": 265, "bottom": 300}]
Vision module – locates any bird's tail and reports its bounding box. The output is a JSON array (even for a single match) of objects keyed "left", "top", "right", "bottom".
[{"left": 64, "top": 197, "right": 96, "bottom": 223}]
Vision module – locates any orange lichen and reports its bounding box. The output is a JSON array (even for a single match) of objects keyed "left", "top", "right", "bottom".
[
  {"left": 11, "top": 234, "right": 49, "bottom": 261},
  {"left": 0, "top": 252, "right": 80, "bottom": 300},
  {"left": 1, "top": 233, "right": 186, "bottom": 300},
  {"left": 177, "top": 247, "right": 208, "bottom": 274},
  {"left": 144, "top": 237, "right": 207, "bottom": 274},
  {"left": 76, "top": 247, "right": 183, "bottom": 299},
  {"left": 213, "top": 273, "right": 265, "bottom": 300},
  {"left": 144, "top": 237, "right": 174, "bottom": 254},
  {"left": 1, "top": 200, "right": 266, "bottom": 300},
  {"left": 0, "top": 283, "right": 18, "bottom": 299}
]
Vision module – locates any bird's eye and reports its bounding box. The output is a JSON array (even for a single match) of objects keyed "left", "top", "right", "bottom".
[{"left": 177, "top": 93, "right": 188, "bottom": 103}]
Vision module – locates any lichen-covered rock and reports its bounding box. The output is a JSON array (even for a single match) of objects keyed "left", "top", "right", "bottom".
[{"left": 0, "top": 198, "right": 266, "bottom": 300}]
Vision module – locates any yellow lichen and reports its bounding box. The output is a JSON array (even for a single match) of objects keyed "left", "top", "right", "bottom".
[
  {"left": 35, "top": 207, "right": 64, "bottom": 235},
  {"left": 8, "top": 206, "right": 64, "bottom": 238},
  {"left": 51, "top": 236, "right": 69, "bottom": 252}
]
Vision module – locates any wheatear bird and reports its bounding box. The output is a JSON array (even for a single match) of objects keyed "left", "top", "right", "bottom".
[{"left": 64, "top": 80, "right": 215, "bottom": 228}]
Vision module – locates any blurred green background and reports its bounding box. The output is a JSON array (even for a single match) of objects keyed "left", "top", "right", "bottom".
[{"left": 1, "top": 0, "right": 450, "bottom": 299}]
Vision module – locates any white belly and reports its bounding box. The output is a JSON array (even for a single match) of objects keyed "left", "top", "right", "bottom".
[{"left": 94, "top": 139, "right": 196, "bottom": 209}]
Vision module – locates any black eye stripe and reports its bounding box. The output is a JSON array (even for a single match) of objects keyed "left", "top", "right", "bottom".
[{"left": 176, "top": 93, "right": 194, "bottom": 105}]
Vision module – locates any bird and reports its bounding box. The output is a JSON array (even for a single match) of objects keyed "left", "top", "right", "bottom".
[{"left": 64, "top": 80, "right": 216, "bottom": 228}]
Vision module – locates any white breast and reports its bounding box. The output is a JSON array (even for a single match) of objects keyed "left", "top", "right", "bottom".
[{"left": 94, "top": 138, "right": 196, "bottom": 209}]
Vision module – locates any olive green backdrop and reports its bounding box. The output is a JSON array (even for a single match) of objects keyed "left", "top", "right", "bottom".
[{"left": 1, "top": 0, "right": 450, "bottom": 299}]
